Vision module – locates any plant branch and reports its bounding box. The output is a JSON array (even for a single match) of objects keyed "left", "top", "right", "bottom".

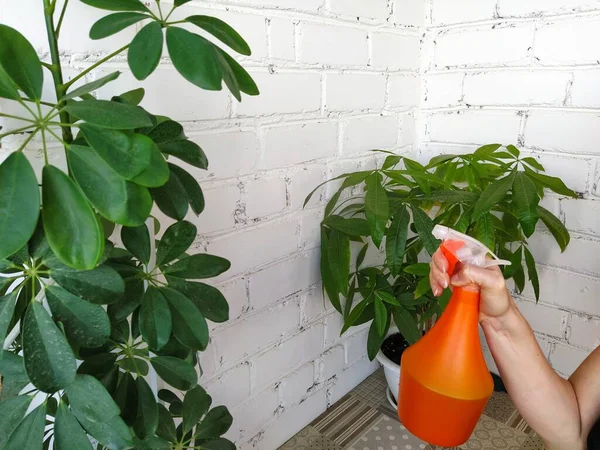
[
  {"left": 64, "top": 44, "right": 130, "bottom": 89},
  {"left": 55, "top": 0, "right": 69, "bottom": 38}
]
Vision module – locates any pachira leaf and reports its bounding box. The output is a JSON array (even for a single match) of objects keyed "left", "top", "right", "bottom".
[
  {"left": 157, "top": 221, "right": 196, "bottom": 266},
  {"left": 23, "top": 302, "right": 76, "bottom": 392},
  {"left": 0, "top": 153, "right": 40, "bottom": 260},
  {"left": 169, "top": 163, "right": 205, "bottom": 214},
  {"left": 375, "top": 291, "right": 401, "bottom": 307},
  {"left": 418, "top": 190, "right": 478, "bottom": 203},
  {"left": 0, "top": 395, "right": 32, "bottom": 448},
  {"left": 373, "top": 295, "right": 388, "bottom": 337},
  {"left": 403, "top": 263, "right": 430, "bottom": 276},
  {"left": 65, "top": 71, "right": 122, "bottom": 100},
  {"left": 426, "top": 154, "right": 457, "bottom": 168},
  {"left": 366, "top": 317, "right": 388, "bottom": 361},
  {"left": 134, "top": 377, "right": 159, "bottom": 439},
  {"left": 121, "top": 224, "right": 151, "bottom": 265},
  {"left": 129, "top": 21, "right": 164, "bottom": 81},
  {"left": 0, "top": 292, "right": 16, "bottom": 344},
  {"left": 512, "top": 172, "right": 540, "bottom": 237},
  {"left": 183, "top": 386, "right": 212, "bottom": 434},
  {"left": 524, "top": 247, "right": 540, "bottom": 301},
  {"left": 166, "top": 27, "right": 222, "bottom": 90},
  {"left": 151, "top": 356, "right": 198, "bottom": 391},
  {"left": 414, "top": 275, "right": 431, "bottom": 299},
  {"left": 506, "top": 144, "right": 521, "bottom": 158},
  {"left": 163, "top": 254, "right": 230, "bottom": 279},
  {"left": 411, "top": 206, "right": 439, "bottom": 256},
  {"left": 521, "top": 157, "right": 545, "bottom": 172},
  {"left": 139, "top": 287, "right": 172, "bottom": 351},
  {"left": 194, "top": 406, "right": 233, "bottom": 440},
  {"left": 473, "top": 143, "right": 502, "bottom": 159},
  {"left": 320, "top": 228, "right": 342, "bottom": 313},
  {"left": 185, "top": 15, "right": 251, "bottom": 56},
  {"left": 50, "top": 263, "right": 125, "bottom": 305},
  {"left": 525, "top": 169, "right": 577, "bottom": 198},
  {"left": 54, "top": 401, "right": 94, "bottom": 450},
  {"left": 341, "top": 296, "right": 369, "bottom": 334},
  {"left": 4, "top": 402, "right": 46, "bottom": 450},
  {"left": 392, "top": 306, "right": 420, "bottom": 344},
  {"left": 167, "top": 277, "right": 229, "bottom": 323},
  {"left": 69, "top": 145, "right": 152, "bottom": 226},
  {"left": 471, "top": 171, "right": 516, "bottom": 221},
  {"left": 80, "top": 0, "right": 150, "bottom": 12},
  {"left": 365, "top": 172, "right": 389, "bottom": 248},
  {"left": 513, "top": 260, "right": 526, "bottom": 293},
  {"left": 162, "top": 287, "right": 209, "bottom": 350},
  {"left": 323, "top": 216, "right": 370, "bottom": 237},
  {"left": 503, "top": 246, "right": 523, "bottom": 279},
  {"left": 0, "top": 65, "right": 19, "bottom": 100},
  {"left": 383, "top": 155, "right": 401, "bottom": 170},
  {"left": 475, "top": 213, "right": 495, "bottom": 251},
  {"left": 157, "top": 404, "right": 177, "bottom": 442},
  {"left": 538, "top": 205, "right": 570, "bottom": 252},
  {"left": 90, "top": 12, "right": 149, "bottom": 39},
  {"left": 67, "top": 100, "right": 153, "bottom": 129},
  {"left": 75, "top": 413, "right": 133, "bottom": 450},
  {"left": 326, "top": 229, "right": 350, "bottom": 296},
  {"left": 386, "top": 205, "right": 410, "bottom": 275},
  {"left": 46, "top": 285, "right": 111, "bottom": 348},
  {"left": 0, "top": 25, "right": 43, "bottom": 100}
]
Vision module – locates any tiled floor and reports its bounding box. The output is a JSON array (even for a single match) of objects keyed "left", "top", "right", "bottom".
[{"left": 279, "top": 369, "right": 545, "bottom": 450}]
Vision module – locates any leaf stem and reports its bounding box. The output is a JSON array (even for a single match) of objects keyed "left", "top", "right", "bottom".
[
  {"left": 46, "top": 127, "right": 69, "bottom": 147},
  {"left": 21, "top": 97, "right": 56, "bottom": 108},
  {"left": 16, "top": 128, "right": 40, "bottom": 152},
  {"left": 164, "top": 4, "right": 176, "bottom": 21},
  {"left": 55, "top": 0, "right": 69, "bottom": 38},
  {"left": 156, "top": 1, "right": 164, "bottom": 19},
  {"left": 0, "top": 125, "right": 35, "bottom": 140},
  {"left": 64, "top": 44, "right": 130, "bottom": 89},
  {"left": 0, "top": 112, "right": 36, "bottom": 123}
]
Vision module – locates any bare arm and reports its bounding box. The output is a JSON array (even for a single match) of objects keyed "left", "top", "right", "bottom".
[{"left": 430, "top": 249, "right": 600, "bottom": 450}]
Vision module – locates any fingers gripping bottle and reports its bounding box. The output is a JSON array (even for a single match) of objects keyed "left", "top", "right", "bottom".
[{"left": 398, "top": 225, "right": 510, "bottom": 447}]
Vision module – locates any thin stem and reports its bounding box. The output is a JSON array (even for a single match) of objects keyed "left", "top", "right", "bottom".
[
  {"left": 164, "top": 4, "right": 176, "bottom": 21},
  {"left": 21, "top": 98, "right": 56, "bottom": 108},
  {"left": 64, "top": 44, "right": 129, "bottom": 89},
  {"left": 48, "top": 122, "right": 79, "bottom": 128},
  {"left": 16, "top": 128, "right": 39, "bottom": 152},
  {"left": 0, "top": 112, "right": 36, "bottom": 123},
  {"left": 46, "top": 127, "right": 69, "bottom": 147},
  {"left": 0, "top": 125, "right": 36, "bottom": 140},
  {"left": 156, "top": 1, "right": 164, "bottom": 19},
  {"left": 16, "top": 98, "right": 39, "bottom": 119},
  {"left": 55, "top": 0, "right": 69, "bottom": 38},
  {"left": 41, "top": 129, "right": 49, "bottom": 165},
  {"left": 166, "top": 19, "right": 186, "bottom": 25}
]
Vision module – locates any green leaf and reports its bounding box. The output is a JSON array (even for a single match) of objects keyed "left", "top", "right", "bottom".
[
  {"left": 0, "top": 292, "right": 16, "bottom": 344},
  {"left": 150, "top": 171, "right": 190, "bottom": 220},
  {"left": 54, "top": 401, "right": 94, "bottom": 450},
  {"left": 157, "top": 404, "right": 177, "bottom": 442},
  {"left": 418, "top": 190, "right": 478, "bottom": 203},
  {"left": 524, "top": 247, "right": 540, "bottom": 302},
  {"left": 475, "top": 213, "right": 495, "bottom": 251},
  {"left": 118, "top": 357, "right": 149, "bottom": 375},
  {"left": 46, "top": 285, "right": 110, "bottom": 348},
  {"left": 166, "top": 277, "right": 229, "bottom": 323},
  {"left": 185, "top": 15, "right": 251, "bottom": 56},
  {"left": 414, "top": 275, "right": 431, "bottom": 299},
  {"left": 513, "top": 172, "right": 540, "bottom": 237},
  {"left": 0, "top": 65, "right": 20, "bottom": 100},
  {"left": 50, "top": 264, "right": 125, "bottom": 305},
  {"left": 67, "top": 100, "right": 152, "bottom": 129},
  {"left": 202, "top": 438, "right": 237, "bottom": 450},
  {"left": 151, "top": 356, "right": 198, "bottom": 391},
  {"left": 163, "top": 254, "right": 230, "bottom": 279},
  {"left": 373, "top": 296, "right": 388, "bottom": 337},
  {"left": 471, "top": 172, "right": 516, "bottom": 221},
  {"left": 159, "top": 140, "right": 208, "bottom": 170},
  {"left": 129, "top": 21, "right": 163, "bottom": 80},
  {"left": 183, "top": 385, "right": 212, "bottom": 434},
  {"left": 521, "top": 157, "right": 545, "bottom": 171},
  {"left": 175, "top": 0, "right": 193, "bottom": 5},
  {"left": 69, "top": 145, "right": 152, "bottom": 226},
  {"left": 114, "top": 372, "right": 138, "bottom": 426},
  {"left": 0, "top": 396, "right": 32, "bottom": 448},
  {"left": 147, "top": 120, "right": 185, "bottom": 143},
  {"left": 326, "top": 229, "right": 350, "bottom": 296},
  {"left": 194, "top": 406, "right": 233, "bottom": 440},
  {"left": 121, "top": 224, "right": 151, "bottom": 264},
  {"left": 386, "top": 205, "right": 410, "bottom": 275},
  {"left": 90, "top": 12, "right": 149, "bottom": 40},
  {"left": 75, "top": 413, "right": 133, "bottom": 450},
  {"left": 65, "top": 71, "right": 122, "bottom": 99},
  {"left": 130, "top": 140, "right": 170, "bottom": 188},
  {"left": 365, "top": 173, "right": 389, "bottom": 248},
  {"left": 383, "top": 155, "right": 401, "bottom": 170},
  {"left": 538, "top": 205, "right": 570, "bottom": 252},
  {"left": 23, "top": 302, "right": 76, "bottom": 392},
  {"left": 0, "top": 25, "right": 43, "bottom": 100},
  {"left": 392, "top": 306, "right": 420, "bottom": 344},
  {"left": 514, "top": 261, "right": 526, "bottom": 293},
  {"left": 341, "top": 296, "right": 369, "bottom": 334},
  {"left": 42, "top": 166, "right": 103, "bottom": 270},
  {"left": 323, "top": 216, "right": 370, "bottom": 237},
  {"left": 4, "top": 402, "right": 46, "bottom": 450},
  {"left": 473, "top": 143, "right": 502, "bottom": 159},
  {"left": 356, "top": 243, "right": 368, "bottom": 269},
  {"left": 80, "top": 0, "right": 150, "bottom": 12},
  {"left": 426, "top": 154, "right": 457, "bottom": 168},
  {"left": 0, "top": 353, "right": 30, "bottom": 401},
  {"left": 411, "top": 206, "right": 439, "bottom": 256},
  {"left": 376, "top": 291, "right": 401, "bottom": 307},
  {"left": 403, "top": 263, "right": 430, "bottom": 276},
  {"left": 158, "top": 389, "right": 181, "bottom": 404},
  {"left": 169, "top": 164, "right": 205, "bottom": 215},
  {"left": 320, "top": 229, "right": 341, "bottom": 314},
  {"left": 525, "top": 169, "right": 577, "bottom": 198},
  {"left": 134, "top": 377, "right": 159, "bottom": 439},
  {"left": 67, "top": 374, "right": 120, "bottom": 422},
  {"left": 166, "top": 27, "right": 221, "bottom": 90},
  {"left": 133, "top": 435, "right": 171, "bottom": 449},
  {"left": 118, "top": 87, "right": 146, "bottom": 106},
  {"left": 503, "top": 246, "right": 523, "bottom": 279},
  {"left": 140, "top": 287, "right": 172, "bottom": 350},
  {"left": 0, "top": 153, "right": 40, "bottom": 260},
  {"left": 157, "top": 221, "right": 196, "bottom": 266},
  {"left": 506, "top": 144, "right": 521, "bottom": 158},
  {"left": 215, "top": 48, "right": 259, "bottom": 96},
  {"left": 162, "top": 287, "right": 209, "bottom": 351}
]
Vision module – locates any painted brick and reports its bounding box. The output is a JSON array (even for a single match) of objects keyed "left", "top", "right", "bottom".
[
  {"left": 280, "top": 362, "right": 316, "bottom": 406},
  {"left": 196, "top": 183, "right": 240, "bottom": 234},
  {"left": 326, "top": 73, "right": 387, "bottom": 111},
  {"left": 236, "top": 72, "right": 321, "bottom": 116},
  {"left": 463, "top": 71, "right": 570, "bottom": 106},
  {"left": 249, "top": 250, "right": 320, "bottom": 310},
  {"left": 321, "top": 345, "right": 346, "bottom": 381},
  {"left": 428, "top": 110, "right": 521, "bottom": 145},
  {"left": 424, "top": 73, "right": 463, "bottom": 108},
  {"left": 399, "top": 113, "right": 417, "bottom": 147},
  {"left": 261, "top": 122, "right": 338, "bottom": 169},
  {"left": 218, "top": 278, "right": 248, "bottom": 322},
  {"left": 290, "top": 165, "right": 327, "bottom": 210},
  {"left": 269, "top": 18, "right": 295, "bottom": 61},
  {"left": 371, "top": 33, "right": 420, "bottom": 70},
  {"left": 571, "top": 70, "right": 600, "bottom": 108},
  {"left": 525, "top": 111, "right": 600, "bottom": 155},
  {"left": 394, "top": 0, "right": 425, "bottom": 27},
  {"left": 515, "top": 299, "right": 568, "bottom": 339},
  {"left": 434, "top": 26, "right": 534, "bottom": 68},
  {"left": 325, "top": 312, "right": 346, "bottom": 346},
  {"left": 328, "top": 357, "right": 380, "bottom": 404},
  {"left": 529, "top": 153, "right": 590, "bottom": 194},
  {"left": 253, "top": 323, "right": 325, "bottom": 389},
  {"left": 528, "top": 233, "right": 600, "bottom": 277},
  {"left": 569, "top": 315, "right": 600, "bottom": 350},
  {"left": 213, "top": 299, "right": 300, "bottom": 367},
  {"left": 299, "top": 210, "right": 323, "bottom": 251},
  {"left": 198, "top": 342, "right": 218, "bottom": 381},
  {"left": 328, "top": 0, "right": 389, "bottom": 20},
  {"left": 561, "top": 199, "right": 600, "bottom": 236},
  {"left": 245, "top": 177, "right": 287, "bottom": 219},
  {"left": 388, "top": 74, "right": 421, "bottom": 108},
  {"left": 550, "top": 343, "right": 590, "bottom": 376},
  {"left": 205, "top": 363, "right": 251, "bottom": 409},
  {"left": 303, "top": 286, "right": 330, "bottom": 323},
  {"left": 233, "top": 386, "right": 280, "bottom": 440},
  {"left": 431, "top": 0, "right": 496, "bottom": 25},
  {"left": 300, "top": 23, "right": 368, "bottom": 66},
  {"left": 344, "top": 328, "right": 370, "bottom": 366},
  {"left": 239, "top": 0, "right": 324, "bottom": 10},
  {"left": 498, "top": 0, "right": 600, "bottom": 16},
  {"left": 342, "top": 115, "right": 399, "bottom": 155},
  {"left": 535, "top": 19, "right": 600, "bottom": 66}
]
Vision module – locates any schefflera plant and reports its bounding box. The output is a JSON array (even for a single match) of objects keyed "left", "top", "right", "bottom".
[{"left": 0, "top": 0, "right": 259, "bottom": 448}]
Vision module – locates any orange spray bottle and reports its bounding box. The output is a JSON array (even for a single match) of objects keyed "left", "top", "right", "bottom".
[{"left": 398, "top": 225, "right": 510, "bottom": 447}]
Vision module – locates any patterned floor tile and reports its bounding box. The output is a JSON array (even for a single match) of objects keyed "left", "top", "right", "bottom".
[
  {"left": 484, "top": 391, "right": 516, "bottom": 423},
  {"left": 519, "top": 434, "right": 545, "bottom": 450},
  {"left": 347, "top": 415, "right": 428, "bottom": 450},
  {"left": 279, "top": 426, "right": 341, "bottom": 450},
  {"left": 459, "top": 415, "right": 527, "bottom": 450}
]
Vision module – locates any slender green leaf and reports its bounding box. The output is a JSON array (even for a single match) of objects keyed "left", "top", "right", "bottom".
[
  {"left": 140, "top": 287, "right": 172, "bottom": 350},
  {"left": 183, "top": 386, "right": 212, "bottom": 434},
  {"left": 166, "top": 277, "right": 229, "bottom": 323},
  {"left": 156, "top": 404, "right": 177, "bottom": 442},
  {"left": 114, "top": 372, "right": 138, "bottom": 426},
  {"left": 194, "top": 406, "right": 233, "bottom": 440},
  {"left": 326, "top": 229, "right": 350, "bottom": 296},
  {"left": 385, "top": 205, "right": 409, "bottom": 275},
  {"left": 356, "top": 243, "right": 368, "bottom": 269},
  {"left": 383, "top": 155, "right": 401, "bottom": 170},
  {"left": 0, "top": 353, "right": 30, "bottom": 401},
  {"left": 215, "top": 48, "right": 259, "bottom": 96},
  {"left": 129, "top": 21, "right": 163, "bottom": 80},
  {"left": 116, "top": 87, "right": 146, "bottom": 105},
  {"left": 157, "top": 221, "right": 196, "bottom": 266},
  {"left": 373, "top": 296, "right": 387, "bottom": 337},
  {"left": 90, "top": 12, "right": 149, "bottom": 40},
  {"left": 538, "top": 205, "right": 570, "bottom": 252},
  {"left": 366, "top": 317, "right": 387, "bottom": 361},
  {"left": 186, "top": 15, "right": 251, "bottom": 55},
  {"left": 403, "top": 263, "right": 430, "bottom": 276},
  {"left": 50, "top": 264, "right": 124, "bottom": 304},
  {"left": 151, "top": 356, "right": 198, "bottom": 391},
  {"left": 150, "top": 170, "right": 189, "bottom": 220},
  {"left": 473, "top": 143, "right": 502, "bottom": 158},
  {"left": 513, "top": 172, "right": 540, "bottom": 237},
  {"left": 365, "top": 172, "right": 389, "bottom": 248},
  {"left": 0, "top": 65, "right": 19, "bottom": 100},
  {"left": 472, "top": 172, "right": 516, "bottom": 221},
  {"left": 426, "top": 154, "right": 457, "bottom": 168},
  {"left": 418, "top": 190, "right": 477, "bottom": 203},
  {"left": 54, "top": 401, "right": 94, "bottom": 450},
  {"left": 66, "top": 374, "right": 120, "bottom": 423},
  {"left": 67, "top": 100, "right": 153, "bottom": 129},
  {"left": 202, "top": 439, "right": 237, "bottom": 450},
  {"left": 0, "top": 292, "right": 16, "bottom": 344},
  {"left": 162, "top": 287, "right": 209, "bottom": 350},
  {"left": 323, "top": 216, "right": 370, "bottom": 237},
  {"left": 341, "top": 296, "right": 369, "bottom": 334},
  {"left": 0, "top": 25, "right": 43, "bottom": 99},
  {"left": 521, "top": 157, "right": 545, "bottom": 171},
  {"left": 175, "top": 0, "right": 193, "bottom": 5},
  {"left": 475, "top": 213, "right": 495, "bottom": 251},
  {"left": 121, "top": 224, "right": 151, "bottom": 264},
  {"left": 169, "top": 163, "right": 205, "bottom": 214},
  {"left": 503, "top": 246, "right": 523, "bottom": 279},
  {"left": 525, "top": 169, "right": 577, "bottom": 198},
  {"left": 514, "top": 261, "right": 526, "bottom": 293},
  {"left": 0, "top": 396, "right": 32, "bottom": 448},
  {"left": 80, "top": 0, "right": 150, "bottom": 12},
  {"left": 375, "top": 291, "right": 401, "bottom": 307},
  {"left": 392, "top": 306, "right": 420, "bottom": 344},
  {"left": 414, "top": 275, "right": 431, "bottom": 299},
  {"left": 411, "top": 206, "right": 439, "bottom": 256},
  {"left": 321, "top": 228, "right": 342, "bottom": 313},
  {"left": 163, "top": 254, "right": 230, "bottom": 279},
  {"left": 65, "top": 71, "right": 122, "bottom": 99},
  {"left": 159, "top": 140, "right": 208, "bottom": 169},
  {"left": 75, "top": 413, "right": 133, "bottom": 450},
  {"left": 524, "top": 247, "right": 540, "bottom": 301},
  {"left": 134, "top": 377, "right": 159, "bottom": 439},
  {"left": 506, "top": 144, "right": 521, "bottom": 158},
  {"left": 4, "top": 403, "right": 45, "bottom": 450}
]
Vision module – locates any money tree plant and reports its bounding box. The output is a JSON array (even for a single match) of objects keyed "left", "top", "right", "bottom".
[
  {"left": 306, "top": 145, "right": 575, "bottom": 360},
  {"left": 0, "top": 0, "right": 258, "bottom": 449}
]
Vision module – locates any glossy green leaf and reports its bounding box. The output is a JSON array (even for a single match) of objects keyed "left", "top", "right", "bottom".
[
  {"left": 524, "top": 247, "right": 540, "bottom": 302},
  {"left": 90, "top": 12, "right": 149, "bottom": 40},
  {"left": 383, "top": 155, "right": 401, "bottom": 170},
  {"left": 215, "top": 49, "right": 241, "bottom": 101},
  {"left": 323, "top": 216, "right": 370, "bottom": 237},
  {"left": 118, "top": 357, "right": 149, "bottom": 375},
  {"left": 166, "top": 27, "right": 221, "bottom": 90},
  {"left": 373, "top": 296, "right": 387, "bottom": 337},
  {"left": 513, "top": 260, "right": 526, "bottom": 293},
  {"left": 133, "top": 377, "right": 158, "bottom": 439},
  {"left": 506, "top": 144, "right": 520, "bottom": 158},
  {"left": 525, "top": 169, "right": 577, "bottom": 198},
  {"left": 150, "top": 170, "right": 190, "bottom": 220},
  {"left": 54, "top": 401, "right": 94, "bottom": 450},
  {"left": 183, "top": 385, "right": 212, "bottom": 434},
  {"left": 66, "top": 375, "right": 120, "bottom": 422},
  {"left": 175, "top": 0, "right": 193, "bottom": 5},
  {"left": 159, "top": 140, "right": 208, "bottom": 169},
  {"left": 0, "top": 352, "right": 30, "bottom": 401},
  {"left": 326, "top": 229, "right": 350, "bottom": 296},
  {"left": 163, "top": 254, "right": 230, "bottom": 279},
  {"left": 107, "top": 278, "right": 144, "bottom": 322},
  {"left": 132, "top": 435, "right": 171, "bottom": 449},
  {"left": 130, "top": 140, "right": 170, "bottom": 188},
  {"left": 376, "top": 291, "right": 401, "bottom": 307},
  {"left": 140, "top": 287, "right": 172, "bottom": 350},
  {"left": 4, "top": 402, "right": 45, "bottom": 450},
  {"left": 67, "top": 100, "right": 152, "bottom": 129},
  {"left": 426, "top": 154, "right": 457, "bottom": 168},
  {"left": 158, "top": 390, "right": 181, "bottom": 404},
  {"left": 151, "top": 356, "right": 198, "bottom": 391},
  {"left": 521, "top": 157, "right": 545, "bottom": 171},
  {"left": 78, "top": 352, "right": 118, "bottom": 378},
  {"left": 341, "top": 296, "right": 369, "bottom": 334},
  {"left": 538, "top": 205, "right": 570, "bottom": 252},
  {"left": 202, "top": 438, "right": 237, "bottom": 450},
  {"left": 0, "top": 153, "right": 40, "bottom": 260},
  {"left": 75, "top": 413, "right": 133, "bottom": 450},
  {"left": 186, "top": 15, "right": 251, "bottom": 56},
  {"left": 392, "top": 306, "right": 420, "bottom": 344},
  {"left": 0, "top": 65, "right": 19, "bottom": 100},
  {"left": 411, "top": 206, "right": 439, "bottom": 256},
  {"left": 147, "top": 120, "right": 185, "bottom": 143},
  {"left": 80, "top": 0, "right": 150, "bottom": 12},
  {"left": 473, "top": 143, "right": 502, "bottom": 159},
  {"left": 162, "top": 287, "right": 209, "bottom": 350},
  {"left": 503, "top": 246, "right": 523, "bottom": 279},
  {"left": 472, "top": 171, "right": 516, "bottom": 221},
  {"left": 367, "top": 317, "right": 388, "bottom": 361},
  {"left": 356, "top": 243, "right": 368, "bottom": 269},
  {"left": 121, "top": 224, "right": 151, "bottom": 264},
  {"left": 215, "top": 48, "right": 259, "bottom": 96},
  {"left": 42, "top": 166, "right": 103, "bottom": 270},
  {"left": 194, "top": 406, "right": 233, "bottom": 440},
  {"left": 365, "top": 172, "right": 389, "bottom": 248},
  {"left": 69, "top": 145, "right": 152, "bottom": 226},
  {"left": 418, "top": 190, "right": 477, "bottom": 203},
  {"left": 414, "top": 275, "right": 431, "bottom": 299},
  {"left": 169, "top": 164, "right": 205, "bottom": 214},
  {"left": 386, "top": 205, "right": 409, "bottom": 275},
  {"left": 403, "top": 263, "right": 430, "bottom": 276},
  {"left": 0, "top": 25, "right": 42, "bottom": 99},
  {"left": 117, "top": 87, "right": 145, "bottom": 105},
  {"left": 114, "top": 372, "right": 138, "bottom": 426},
  {"left": 513, "top": 172, "right": 539, "bottom": 237},
  {"left": 129, "top": 21, "right": 163, "bottom": 80},
  {"left": 320, "top": 228, "right": 341, "bottom": 313},
  {"left": 23, "top": 302, "right": 76, "bottom": 392},
  {"left": 475, "top": 213, "right": 495, "bottom": 251},
  {"left": 50, "top": 264, "right": 125, "bottom": 304},
  {"left": 0, "top": 396, "right": 31, "bottom": 448},
  {"left": 46, "top": 285, "right": 110, "bottom": 348},
  {"left": 156, "top": 404, "right": 177, "bottom": 442},
  {"left": 157, "top": 221, "right": 196, "bottom": 266},
  {"left": 0, "top": 292, "right": 16, "bottom": 344},
  {"left": 65, "top": 71, "right": 122, "bottom": 100},
  {"left": 167, "top": 277, "right": 229, "bottom": 323}
]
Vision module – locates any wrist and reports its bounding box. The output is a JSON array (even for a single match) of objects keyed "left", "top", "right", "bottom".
[{"left": 480, "top": 298, "right": 525, "bottom": 337}]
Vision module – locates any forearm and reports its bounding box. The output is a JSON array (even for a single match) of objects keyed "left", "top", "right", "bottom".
[{"left": 481, "top": 300, "right": 584, "bottom": 450}]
